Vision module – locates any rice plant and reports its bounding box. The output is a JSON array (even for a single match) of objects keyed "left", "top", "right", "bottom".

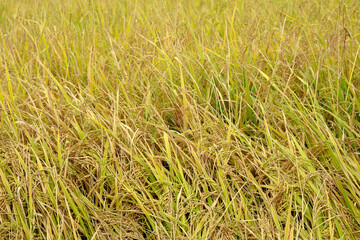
[{"left": 0, "top": 0, "right": 360, "bottom": 239}]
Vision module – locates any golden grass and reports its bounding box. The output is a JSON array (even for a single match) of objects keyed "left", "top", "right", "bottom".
[{"left": 1, "top": 0, "right": 360, "bottom": 239}]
